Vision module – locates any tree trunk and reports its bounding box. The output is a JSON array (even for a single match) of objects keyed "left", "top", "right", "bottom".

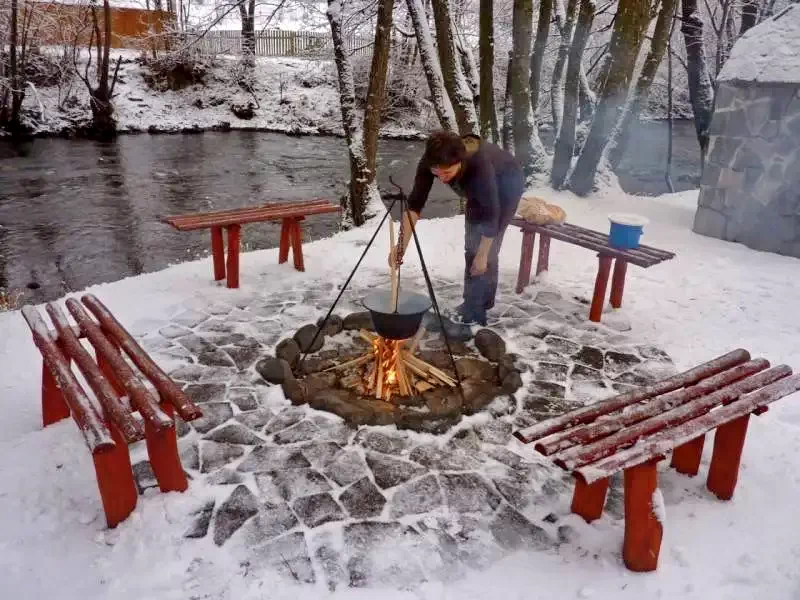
[
  {"left": 681, "top": 0, "right": 714, "bottom": 161},
  {"left": 529, "top": 0, "right": 553, "bottom": 116},
  {"left": 551, "top": 0, "right": 594, "bottom": 188},
  {"left": 363, "top": 0, "right": 395, "bottom": 177},
  {"left": 610, "top": 0, "right": 677, "bottom": 166},
  {"left": 7, "top": 0, "right": 24, "bottom": 130},
  {"left": 406, "top": 0, "right": 458, "bottom": 131},
  {"left": 502, "top": 52, "right": 514, "bottom": 151},
  {"left": 511, "top": 0, "right": 546, "bottom": 176},
  {"left": 84, "top": 0, "right": 118, "bottom": 138},
  {"left": 431, "top": 0, "right": 479, "bottom": 133},
  {"left": 738, "top": 0, "right": 759, "bottom": 34},
  {"left": 569, "top": 0, "right": 650, "bottom": 196},
  {"left": 456, "top": 32, "right": 480, "bottom": 114},
  {"left": 551, "top": 0, "right": 577, "bottom": 134},
  {"left": 239, "top": 0, "right": 256, "bottom": 65},
  {"left": 479, "top": 0, "right": 500, "bottom": 141}
]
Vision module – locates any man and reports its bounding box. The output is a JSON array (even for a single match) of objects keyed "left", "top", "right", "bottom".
[{"left": 391, "top": 130, "right": 524, "bottom": 326}]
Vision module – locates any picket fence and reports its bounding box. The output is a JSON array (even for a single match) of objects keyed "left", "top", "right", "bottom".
[{"left": 190, "top": 29, "right": 373, "bottom": 58}]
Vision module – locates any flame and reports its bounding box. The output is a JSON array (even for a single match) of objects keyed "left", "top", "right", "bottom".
[{"left": 387, "top": 369, "right": 397, "bottom": 384}]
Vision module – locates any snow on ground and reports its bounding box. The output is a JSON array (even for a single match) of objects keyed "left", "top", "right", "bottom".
[{"left": 1, "top": 186, "right": 800, "bottom": 599}]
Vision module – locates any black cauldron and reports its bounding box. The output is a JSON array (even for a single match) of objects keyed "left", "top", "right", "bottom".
[{"left": 362, "top": 289, "right": 432, "bottom": 340}]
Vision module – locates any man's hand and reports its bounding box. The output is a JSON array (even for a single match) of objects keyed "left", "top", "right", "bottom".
[{"left": 470, "top": 251, "right": 488, "bottom": 276}]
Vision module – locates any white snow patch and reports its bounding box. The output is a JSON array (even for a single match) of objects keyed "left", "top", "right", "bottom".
[{"left": 652, "top": 487, "right": 667, "bottom": 525}]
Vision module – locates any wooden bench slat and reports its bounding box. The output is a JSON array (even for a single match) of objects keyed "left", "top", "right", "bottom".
[
  {"left": 513, "top": 349, "right": 752, "bottom": 444},
  {"left": 81, "top": 294, "right": 202, "bottom": 422},
  {"left": 64, "top": 299, "right": 174, "bottom": 432},
  {"left": 536, "top": 359, "right": 770, "bottom": 456},
  {"left": 575, "top": 373, "right": 800, "bottom": 484},
  {"left": 21, "top": 306, "right": 115, "bottom": 454},
  {"left": 555, "top": 364, "right": 791, "bottom": 471},
  {"left": 163, "top": 200, "right": 339, "bottom": 231},
  {"left": 559, "top": 223, "right": 675, "bottom": 261},
  {"left": 46, "top": 302, "right": 146, "bottom": 444},
  {"left": 163, "top": 198, "right": 332, "bottom": 225}
]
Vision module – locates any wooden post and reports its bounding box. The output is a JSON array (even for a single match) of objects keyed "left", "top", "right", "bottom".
[
  {"left": 279, "top": 218, "right": 291, "bottom": 264},
  {"left": 92, "top": 422, "right": 138, "bottom": 528},
  {"left": 670, "top": 435, "right": 705, "bottom": 476},
  {"left": 226, "top": 225, "right": 241, "bottom": 288},
  {"left": 571, "top": 477, "right": 609, "bottom": 522},
  {"left": 623, "top": 460, "right": 663, "bottom": 572},
  {"left": 144, "top": 402, "right": 188, "bottom": 493},
  {"left": 515, "top": 230, "right": 536, "bottom": 293},
  {"left": 589, "top": 255, "right": 613, "bottom": 322},
  {"left": 290, "top": 218, "right": 305, "bottom": 272},
  {"left": 610, "top": 259, "right": 628, "bottom": 309},
  {"left": 536, "top": 234, "right": 551, "bottom": 276},
  {"left": 42, "top": 363, "right": 71, "bottom": 426},
  {"left": 211, "top": 226, "right": 226, "bottom": 281},
  {"left": 706, "top": 414, "right": 750, "bottom": 500}
]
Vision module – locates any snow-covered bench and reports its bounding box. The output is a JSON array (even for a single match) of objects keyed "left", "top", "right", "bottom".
[
  {"left": 511, "top": 218, "right": 675, "bottom": 322},
  {"left": 21, "top": 294, "right": 203, "bottom": 528},
  {"left": 162, "top": 199, "right": 341, "bottom": 288},
  {"left": 513, "top": 349, "right": 800, "bottom": 572}
]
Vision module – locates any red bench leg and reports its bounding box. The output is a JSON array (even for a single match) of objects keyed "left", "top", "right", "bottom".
[
  {"left": 93, "top": 421, "right": 138, "bottom": 528},
  {"left": 707, "top": 414, "right": 750, "bottom": 500},
  {"left": 42, "top": 361, "right": 71, "bottom": 426},
  {"left": 670, "top": 435, "right": 705, "bottom": 476},
  {"left": 610, "top": 259, "right": 628, "bottom": 309},
  {"left": 515, "top": 230, "right": 536, "bottom": 294},
  {"left": 145, "top": 402, "right": 188, "bottom": 493},
  {"left": 290, "top": 218, "right": 305, "bottom": 272},
  {"left": 589, "top": 255, "right": 613, "bottom": 322},
  {"left": 226, "top": 225, "right": 241, "bottom": 289},
  {"left": 571, "top": 477, "right": 609, "bottom": 522},
  {"left": 279, "top": 218, "right": 291, "bottom": 265},
  {"left": 623, "top": 460, "right": 663, "bottom": 572},
  {"left": 536, "top": 234, "right": 551, "bottom": 276},
  {"left": 211, "top": 226, "right": 226, "bottom": 282}
]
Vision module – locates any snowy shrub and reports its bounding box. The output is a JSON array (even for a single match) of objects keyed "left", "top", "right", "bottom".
[
  {"left": 0, "top": 288, "right": 23, "bottom": 312},
  {"left": 139, "top": 49, "right": 211, "bottom": 91}
]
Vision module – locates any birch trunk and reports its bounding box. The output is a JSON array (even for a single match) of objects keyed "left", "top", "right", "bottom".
[{"left": 502, "top": 52, "right": 514, "bottom": 151}]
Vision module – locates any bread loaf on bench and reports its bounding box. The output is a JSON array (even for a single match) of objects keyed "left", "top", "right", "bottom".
[{"left": 517, "top": 195, "right": 567, "bottom": 225}]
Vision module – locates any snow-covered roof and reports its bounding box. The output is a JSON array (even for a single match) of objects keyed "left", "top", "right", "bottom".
[{"left": 718, "top": 5, "right": 800, "bottom": 84}]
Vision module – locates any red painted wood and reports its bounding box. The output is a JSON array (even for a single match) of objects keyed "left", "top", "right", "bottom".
[
  {"left": 539, "top": 359, "right": 770, "bottom": 456},
  {"left": 42, "top": 361, "right": 71, "bottom": 426},
  {"left": 670, "top": 435, "right": 705, "bottom": 476},
  {"left": 610, "top": 259, "right": 628, "bottom": 308},
  {"left": 80, "top": 295, "right": 203, "bottom": 422},
  {"left": 290, "top": 219, "right": 305, "bottom": 272},
  {"left": 589, "top": 255, "right": 613, "bottom": 322},
  {"left": 226, "top": 224, "right": 241, "bottom": 288},
  {"left": 65, "top": 298, "right": 172, "bottom": 433},
  {"left": 163, "top": 200, "right": 340, "bottom": 231},
  {"left": 21, "top": 306, "right": 114, "bottom": 453},
  {"left": 623, "top": 460, "right": 663, "bottom": 572},
  {"left": 92, "top": 422, "right": 138, "bottom": 528},
  {"left": 575, "top": 373, "right": 800, "bottom": 485},
  {"left": 515, "top": 230, "right": 536, "bottom": 294},
  {"left": 47, "top": 303, "right": 145, "bottom": 444},
  {"left": 556, "top": 365, "right": 789, "bottom": 471},
  {"left": 145, "top": 402, "right": 188, "bottom": 493},
  {"left": 279, "top": 218, "right": 291, "bottom": 264},
  {"left": 706, "top": 414, "right": 751, "bottom": 500},
  {"left": 164, "top": 199, "right": 333, "bottom": 227},
  {"left": 513, "top": 349, "right": 751, "bottom": 444},
  {"left": 571, "top": 477, "right": 609, "bottom": 522},
  {"left": 536, "top": 234, "right": 551, "bottom": 276},
  {"left": 211, "top": 226, "right": 226, "bottom": 281}
]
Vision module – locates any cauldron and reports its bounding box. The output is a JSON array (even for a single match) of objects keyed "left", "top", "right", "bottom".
[{"left": 362, "top": 289, "right": 432, "bottom": 340}]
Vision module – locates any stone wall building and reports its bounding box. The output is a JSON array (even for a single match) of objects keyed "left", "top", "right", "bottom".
[{"left": 693, "top": 5, "right": 800, "bottom": 258}]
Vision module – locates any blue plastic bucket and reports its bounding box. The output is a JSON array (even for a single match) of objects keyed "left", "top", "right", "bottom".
[{"left": 608, "top": 213, "right": 649, "bottom": 250}]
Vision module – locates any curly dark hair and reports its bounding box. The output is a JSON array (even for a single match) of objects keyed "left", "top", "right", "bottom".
[{"left": 423, "top": 130, "right": 467, "bottom": 167}]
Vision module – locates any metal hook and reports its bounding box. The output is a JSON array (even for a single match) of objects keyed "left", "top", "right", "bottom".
[{"left": 389, "top": 176, "right": 406, "bottom": 199}]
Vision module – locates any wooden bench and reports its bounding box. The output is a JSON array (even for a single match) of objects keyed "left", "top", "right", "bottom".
[
  {"left": 21, "top": 293, "right": 203, "bottom": 528},
  {"left": 512, "top": 219, "right": 675, "bottom": 322},
  {"left": 513, "top": 349, "right": 800, "bottom": 572},
  {"left": 162, "top": 199, "right": 341, "bottom": 288}
]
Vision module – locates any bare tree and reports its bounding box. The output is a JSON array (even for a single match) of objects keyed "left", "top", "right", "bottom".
[
  {"left": 551, "top": 0, "right": 594, "bottom": 188},
  {"left": 502, "top": 51, "right": 513, "bottom": 151},
  {"left": 479, "top": 0, "right": 500, "bottom": 141},
  {"left": 569, "top": 0, "right": 650, "bottom": 195},
  {"left": 529, "top": 0, "right": 552, "bottom": 115},
  {"left": 363, "top": 0, "right": 395, "bottom": 179},
  {"left": 239, "top": 0, "right": 256, "bottom": 65},
  {"left": 681, "top": 0, "right": 714, "bottom": 161}
]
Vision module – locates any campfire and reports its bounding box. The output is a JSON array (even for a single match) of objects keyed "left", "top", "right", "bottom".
[{"left": 326, "top": 326, "right": 456, "bottom": 403}]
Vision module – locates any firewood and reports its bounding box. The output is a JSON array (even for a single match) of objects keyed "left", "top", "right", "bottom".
[
  {"left": 415, "top": 380, "right": 434, "bottom": 393},
  {"left": 406, "top": 326, "right": 426, "bottom": 354},
  {"left": 360, "top": 330, "right": 377, "bottom": 344},
  {"left": 376, "top": 358, "right": 384, "bottom": 399},
  {"left": 323, "top": 353, "right": 371, "bottom": 372}
]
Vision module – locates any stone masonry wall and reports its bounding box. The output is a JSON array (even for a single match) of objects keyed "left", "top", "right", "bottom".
[{"left": 693, "top": 81, "right": 800, "bottom": 258}]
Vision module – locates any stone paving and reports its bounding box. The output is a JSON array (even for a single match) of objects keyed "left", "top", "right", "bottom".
[{"left": 133, "top": 274, "right": 675, "bottom": 590}]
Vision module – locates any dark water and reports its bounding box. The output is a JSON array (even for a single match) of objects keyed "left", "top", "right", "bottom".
[{"left": 0, "top": 120, "right": 701, "bottom": 304}]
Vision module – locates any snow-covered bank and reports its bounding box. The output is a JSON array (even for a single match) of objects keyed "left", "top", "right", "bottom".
[{"left": 1, "top": 188, "right": 799, "bottom": 599}]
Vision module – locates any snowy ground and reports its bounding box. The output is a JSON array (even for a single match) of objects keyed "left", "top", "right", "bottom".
[{"left": 1, "top": 186, "right": 799, "bottom": 599}]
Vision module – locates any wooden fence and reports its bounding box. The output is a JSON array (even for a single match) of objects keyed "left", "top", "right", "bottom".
[{"left": 190, "top": 29, "right": 373, "bottom": 59}]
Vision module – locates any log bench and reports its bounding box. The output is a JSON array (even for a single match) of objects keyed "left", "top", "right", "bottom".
[
  {"left": 21, "top": 294, "right": 203, "bottom": 528},
  {"left": 511, "top": 219, "right": 675, "bottom": 322},
  {"left": 513, "top": 349, "right": 800, "bottom": 572},
  {"left": 162, "top": 199, "right": 341, "bottom": 288}
]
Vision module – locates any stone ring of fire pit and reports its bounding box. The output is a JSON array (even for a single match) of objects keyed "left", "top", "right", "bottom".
[{"left": 256, "top": 312, "right": 525, "bottom": 434}]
